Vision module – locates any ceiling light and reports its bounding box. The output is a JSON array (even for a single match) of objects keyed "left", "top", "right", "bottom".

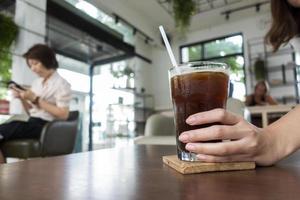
[
  {"left": 75, "top": 1, "right": 98, "bottom": 19},
  {"left": 220, "top": 51, "right": 226, "bottom": 56}
]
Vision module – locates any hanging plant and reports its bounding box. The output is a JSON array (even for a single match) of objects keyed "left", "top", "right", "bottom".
[
  {"left": 254, "top": 57, "right": 266, "bottom": 81},
  {"left": 171, "top": 0, "right": 196, "bottom": 33}
]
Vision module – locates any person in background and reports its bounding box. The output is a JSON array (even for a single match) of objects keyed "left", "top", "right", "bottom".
[
  {"left": 178, "top": 0, "right": 300, "bottom": 166},
  {"left": 0, "top": 44, "right": 71, "bottom": 164},
  {"left": 245, "top": 80, "right": 277, "bottom": 106}
]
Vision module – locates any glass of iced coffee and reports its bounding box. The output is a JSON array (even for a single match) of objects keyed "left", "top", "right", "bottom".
[{"left": 169, "top": 61, "right": 229, "bottom": 162}]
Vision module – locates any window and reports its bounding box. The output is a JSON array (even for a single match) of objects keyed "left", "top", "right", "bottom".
[
  {"left": 182, "top": 45, "right": 202, "bottom": 62},
  {"left": 57, "top": 55, "right": 135, "bottom": 151},
  {"left": 204, "top": 35, "right": 243, "bottom": 58},
  {"left": 180, "top": 33, "right": 245, "bottom": 101}
]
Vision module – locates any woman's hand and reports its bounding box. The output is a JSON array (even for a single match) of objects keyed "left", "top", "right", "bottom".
[
  {"left": 178, "top": 109, "right": 281, "bottom": 166},
  {"left": 10, "top": 86, "right": 22, "bottom": 99},
  {"left": 18, "top": 89, "right": 37, "bottom": 103}
]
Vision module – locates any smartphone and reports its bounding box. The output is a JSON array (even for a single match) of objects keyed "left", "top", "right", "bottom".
[{"left": 8, "top": 80, "right": 26, "bottom": 91}]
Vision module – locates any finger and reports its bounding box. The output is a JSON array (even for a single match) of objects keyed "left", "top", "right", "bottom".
[
  {"left": 11, "top": 86, "right": 22, "bottom": 93},
  {"left": 19, "top": 93, "right": 25, "bottom": 99},
  {"left": 196, "top": 154, "right": 253, "bottom": 163},
  {"left": 9, "top": 85, "right": 16, "bottom": 90},
  {"left": 179, "top": 125, "right": 245, "bottom": 143},
  {"left": 185, "top": 140, "right": 247, "bottom": 156},
  {"left": 186, "top": 108, "right": 242, "bottom": 126}
]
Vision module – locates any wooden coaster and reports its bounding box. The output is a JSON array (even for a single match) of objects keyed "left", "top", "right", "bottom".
[{"left": 163, "top": 155, "right": 256, "bottom": 174}]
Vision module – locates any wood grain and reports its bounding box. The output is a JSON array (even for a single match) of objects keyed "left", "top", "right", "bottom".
[
  {"left": 163, "top": 155, "right": 256, "bottom": 174},
  {"left": 1, "top": 145, "right": 300, "bottom": 200}
]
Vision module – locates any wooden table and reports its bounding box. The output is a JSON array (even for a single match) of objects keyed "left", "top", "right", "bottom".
[
  {"left": 247, "top": 104, "right": 296, "bottom": 127},
  {"left": 1, "top": 145, "right": 300, "bottom": 200},
  {"left": 134, "top": 136, "right": 176, "bottom": 145}
]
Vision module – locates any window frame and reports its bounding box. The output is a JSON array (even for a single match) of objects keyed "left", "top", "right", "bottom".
[{"left": 179, "top": 32, "right": 246, "bottom": 92}]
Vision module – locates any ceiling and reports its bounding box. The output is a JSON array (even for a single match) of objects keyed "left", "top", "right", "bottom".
[
  {"left": 96, "top": 0, "right": 270, "bottom": 35},
  {"left": 157, "top": 0, "right": 242, "bottom": 15},
  {"left": 47, "top": 16, "right": 125, "bottom": 64},
  {"left": 46, "top": 0, "right": 135, "bottom": 75},
  {"left": 47, "top": 16, "right": 126, "bottom": 74}
]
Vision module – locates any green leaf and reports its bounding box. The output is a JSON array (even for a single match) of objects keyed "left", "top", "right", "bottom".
[
  {"left": 254, "top": 58, "right": 266, "bottom": 81},
  {"left": 0, "top": 13, "right": 18, "bottom": 99},
  {"left": 0, "top": 51, "right": 12, "bottom": 82},
  {"left": 0, "top": 13, "right": 18, "bottom": 49},
  {"left": 171, "top": 0, "right": 196, "bottom": 33}
]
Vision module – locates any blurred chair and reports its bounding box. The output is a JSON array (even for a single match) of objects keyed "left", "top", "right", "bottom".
[
  {"left": 1, "top": 111, "right": 79, "bottom": 160},
  {"left": 134, "top": 98, "right": 248, "bottom": 145},
  {"left": 134, "top": 113, "right": 176, "bottom": 145},
  {"left": 144, "top": 113, "right": 175, "bottom": 137},
  {"left": 227, "top": 98, "right": 251, "bottom": 122}
]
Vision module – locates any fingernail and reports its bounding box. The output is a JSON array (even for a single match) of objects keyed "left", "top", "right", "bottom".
[
  {"left": 186, "top": 116, "right": 196, "bottom": 124},
  {"left": 179, "top": 134, "right": 189, "bottom": 142},
  {"left": 186, "top": 144, "right": 195, "bottom": 151}
]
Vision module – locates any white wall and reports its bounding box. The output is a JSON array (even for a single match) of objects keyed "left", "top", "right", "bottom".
[
  {"left": 10, "top": 0, "right": 46, "bottom": 114},
  {"left": 149, "top": 12, "right": 277, "bottom": 110},
  {"left": 132, "top": 32, "right": 154, "bottom": 102},
  {"left": 150, "top": 49, "right": 173, "bottom": 110}
]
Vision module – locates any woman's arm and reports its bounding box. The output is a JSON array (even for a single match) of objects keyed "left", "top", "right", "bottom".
[
  {"left": 178, "top": 106, "right": 300, "bottom": 166},
  {"left": 19, "top": 98, "right": 32, "bottom": 115},
  {"left": 37, "top": 98, "right": 69, "bottom": 120},
  {"left": 11, "top": 87, "right": 32, "bottom": 115},
  {"left": 20, "top": 89, "right": 69, "bottom": 120},
  {"left": 245, "top": 95, "right": 253, "bottom": 106},
  {"left": 265, "top": 95, "right": 278, "bottom": 105}
]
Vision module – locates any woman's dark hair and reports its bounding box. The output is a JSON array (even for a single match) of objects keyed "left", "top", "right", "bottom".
[
  {"left": 265, "top": 0, "right": 300, "bottom": 52},
  {"left": 22, "top": 44, "right": 58, "bottom": 69},
  {"left": 255, "top": 80, "right": 270, "bottom": 94}
]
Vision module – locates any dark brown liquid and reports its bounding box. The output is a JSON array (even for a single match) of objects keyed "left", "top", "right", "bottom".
[{"left": 171, "top": 71, "right": 229, "bottom": 154}]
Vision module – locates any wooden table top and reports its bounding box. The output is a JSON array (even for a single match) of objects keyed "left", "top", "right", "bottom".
[
  {"left": 1, "top": 145, "right": 300, "bottom": 200},
  {"left": 247, "top": 104, "right": 296, "bottom": 114}
]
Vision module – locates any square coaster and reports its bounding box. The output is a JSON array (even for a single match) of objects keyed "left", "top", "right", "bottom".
[{"left": 163, "top": 155, "right": 256, "bottom": 174}]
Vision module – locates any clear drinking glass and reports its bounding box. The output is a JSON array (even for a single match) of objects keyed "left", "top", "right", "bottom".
[{"left": 169, "top": 61, "right": 229, "bottom": 161}]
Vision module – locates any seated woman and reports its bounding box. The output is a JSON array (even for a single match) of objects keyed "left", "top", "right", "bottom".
[
  {"left": 245, "top": 80, "right": 277, "bottom": 106},
  {"left": 0, "top": 44, "right": 71, "bottom": 163}
]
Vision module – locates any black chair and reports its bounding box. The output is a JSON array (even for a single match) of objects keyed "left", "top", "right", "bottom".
[{"left": 1, "top": 111, "right": 79, "bottom": 159}]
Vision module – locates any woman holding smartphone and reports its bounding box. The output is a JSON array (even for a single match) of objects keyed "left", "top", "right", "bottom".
[
  {"left": 0, "top": 44, "right": 71, "bottom": 163},
  {"left": 178, "top": 0, "right": 300, "bottom": 166}
]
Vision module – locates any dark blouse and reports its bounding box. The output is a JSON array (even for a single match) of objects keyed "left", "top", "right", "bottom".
[{"left": 247, "top": 94, "right": 266, "bottom": 106}]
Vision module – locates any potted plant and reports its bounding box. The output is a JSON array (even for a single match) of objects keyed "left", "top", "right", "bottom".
[
  {"left": 110, "top": 65, "right": 135, "bottom": 89},
  {"left": 0, "top": 13, "right": 18, "bottom": 99},
  {"left": 122, "top": 66, "right": 135, "bottom": 89},
  {"left": 0, "top": 13, "right": 18, "bottom": 52},
  {"left": 171, "top": 0, "right": 196, "bottom": 33},
  {"left": 122, "top": 66, "right": 135, "bottom": 78}
]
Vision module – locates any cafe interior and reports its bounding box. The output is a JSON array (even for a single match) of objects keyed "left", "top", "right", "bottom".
[{"left": 1, "top": 0, "right": 300, "bottom": 199}]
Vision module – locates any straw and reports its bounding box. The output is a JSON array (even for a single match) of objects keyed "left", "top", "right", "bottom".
[{"left": 159, "top": 25, "right": 178, "bottom": 68}]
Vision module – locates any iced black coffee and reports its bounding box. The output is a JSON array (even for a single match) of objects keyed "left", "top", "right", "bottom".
[{"left": 169, "top": 62, "right": 229, "bottom": 161}]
